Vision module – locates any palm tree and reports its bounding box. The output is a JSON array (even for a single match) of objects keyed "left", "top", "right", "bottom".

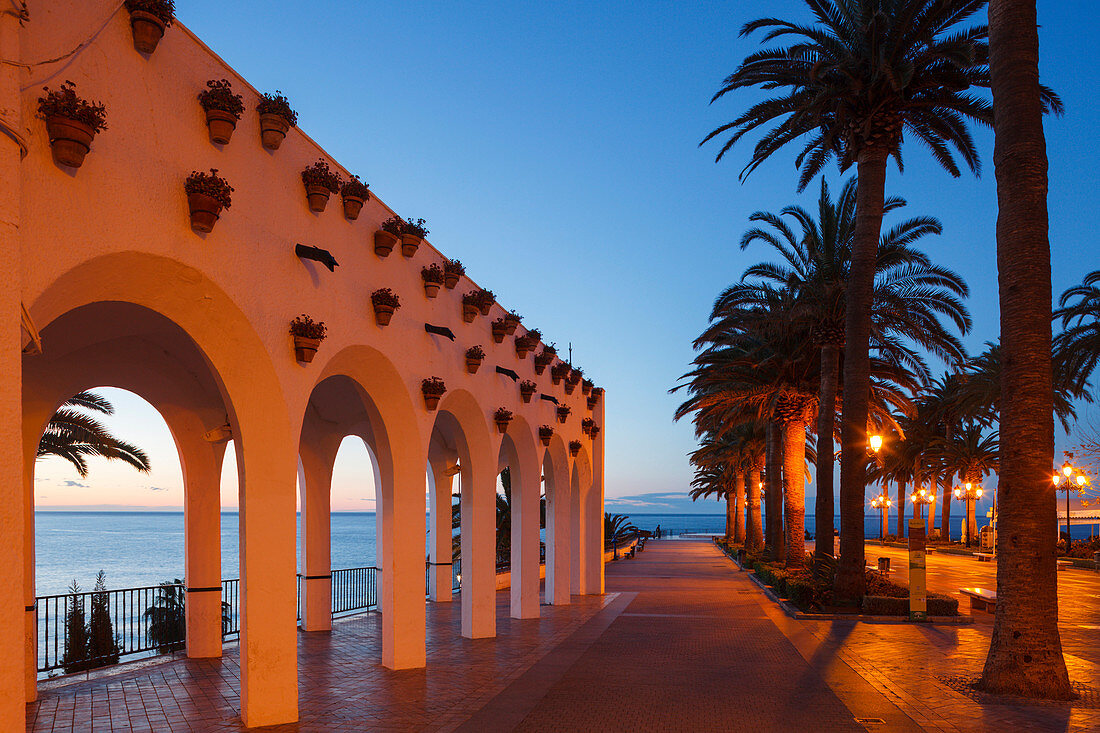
[
  {"left": 145, "top": 580, "right": 186, "bottom": 654},
  {"left": 604, "top": 513, "right": 640, "bottom": 550},
  {"left": 982, "top": 0, "right": 1072, "bottom": 698},
  {"left": 928, "top": 422, "right": 998, "bottom": 544},
  {"left": 726, "top": 177, "right": 972, "bottom": 556},
  {"left": 38, "top": 391, "right": 151, "bottom": 477},
  {"left": 1055, "top": 270, "right": 1100, "bottom": 393},
  {"left": 702, "top": 0, "right": 1001, "bottom": 601}
]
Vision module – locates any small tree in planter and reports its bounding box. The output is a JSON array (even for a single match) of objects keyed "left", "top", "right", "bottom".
[
  {"left": 443, "top": 260, "right": 465, "bottom": 289},
  {"left": 569, "top": 440, "right": 582, "bottom": 457},
  {"left": 514, "top": 334, "right": 533, "bottom": 360},
  {"left": 465, "top": 345, "right": 485, "bottom": 374},
  {"left": 493, "top": 407, "right": 513, "bottom": 434},
  {"left": 461, "top": 292, "right": 482, "bottom": 323},
  {"left": 289, "top": 314, "right": 327, "bottom": 363},
  {"left": 503, "top": 311, "right": 522, "bottom": 335},
  {"left": 375, "top": 217, "right": 403, "bottom": 257},
  {"left": 370, "top": 288, "right": 401, "bottom": 326},
  {"left": 341, "top": 176, "right": 370, "bottom": 220},
  {"left": 124, "top": 0, "right": 174, "bottom": 54},
  {"left": 474, "top": 289, "right": 496, "bottom": 317},
  {"left": 184, "top": 169, "right": 234, "bottom": 233},
  {"left": 37, "top": 82, "right": 107, "bottom": 169},
  {"left": 524, "top": 328, "right": 542, "bottom": 348},
  {"left": 519, "top": 380, "right": 537, "bottom": 404},
  {"left": 256, "top": 91, "right": 298, "bottom": 150},
  {"left": 581, "top": 417, "right": 595, "bottom": 436},
  {"left": 538, "top": 425, "right": 554, "bottom": 447},
  {"left": 302, "top": 159, "right": 341, "bottom": 213},
  {"left": 400, "top": 218, "right": 428, "bottom": 257},
  {"left": 490, "top": 318, "right": 508, "bottom": 344},
  {"left": 556, "top": 405, "right": 571, "bottom": 424},
  {"left": 421, "top": 264, "right": 445, "bottom": 298},
  {"left": 198, "top": 79, "right": 244, "bottom": 145},
  {"left": 422, "top": 377, "right": 447, "bottom": 410},
  {"left": 534, "top": 349, "right": 554, "bottom": 376},
  {"left": 550, "top": 362, "right": 570, "bottom": 385},
  {"left": 582, "top": 378, "right": 594, "bottom": 396}
]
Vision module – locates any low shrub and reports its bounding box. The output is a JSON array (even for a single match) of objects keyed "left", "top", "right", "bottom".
[
  {"left": 786, "top": 579, "right": 816, "bottom": 612},
  {"left": 861, "top": 592, "right": 959, "bottom": 616}
]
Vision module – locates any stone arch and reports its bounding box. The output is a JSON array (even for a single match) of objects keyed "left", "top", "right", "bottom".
[
  {"left": 24, "top": 251, "right": 297, "bottom": 727},
  {"left": 431, "top": 388, "right": 495, "bottom": 639},
  {"left": 570, "top": 445, "right": 595, "bottom": 595},
  {"left": 496, "top": 415, "right": 541, "bottom": 619},
  {"left": 542, "top": 433, "right": 572, "bottom": 605}
]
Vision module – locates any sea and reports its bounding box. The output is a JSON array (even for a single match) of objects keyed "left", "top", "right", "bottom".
[{"left": 34, "top": 510, "right": 1100, "bottom": 596}]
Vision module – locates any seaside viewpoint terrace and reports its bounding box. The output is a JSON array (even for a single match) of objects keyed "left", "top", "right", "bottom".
[{"left": 0, "top": 1, "right": 605, "bottom": 727}]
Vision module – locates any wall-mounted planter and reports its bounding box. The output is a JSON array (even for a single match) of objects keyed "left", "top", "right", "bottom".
[
  {"left": 465, "top": 346, "right": 485, "bottom": 374},
  {"left": 421, "top": 264, "right": 444, "bottom": 298},
  {"left": 401, "top": 234, "right": 421, "bottom": 258},
  {"left": 444, "top": 260, "right": 465, "bottom": 289},
  {"left": 503, "top": 312, "right": 522, "bottom": 336},
  {"left": 494, "top": 408, "right": 513, "bottom": 434},
  {"left": 491, "top": 319, "right": 507, "bottom": 344},
  {"left": 534, "top": 354, "right": 552, "bottom": 376},
  {"left": 556, "top": 405, "right": 571, "bottom": 424},
  {"left": 259, "top": 113, "right": 290, "bottom": 149},
  {"left": 198, "top": 79, "right": 244, "bottom": 145},
  {"left": 302, "top": 159, "right": 340, "bottom": 213},
  {"left": 341, "top": 177, "right": 370, "bottom": 220},
  {"left": 462, "top": 304, "right": 479, "bottom": 323},
  {"left": 375, "top": 230, "right": 399, "bottom": 257},
  {"left": 551, "top": 363, "right": 570, "bottom": 386},
  {"left": 343, "top": 194, "right": 365, "bottom": 220},
  {"left": 587, "top": 395, "right": 598, "bottom": 410},
  {"left": 422, "top": 377, "right": 447, "bottom": 411},
  {"left": 184, "top": 169, "right": 233, "bottom": 233},
  {"left": 582, "top": 379, "right": 594, "bottom": 396},
  {"left": 515, "top": 336, "right": 532, "bottom": 360},
  {"left": 187, "top": 192, "right": 223, "bottom": 233},
  {"left": 539, "top": 426, "right": 554, "bottom": 447},
  {"left": 581, "top": 418, "right": 595, "bottom": 436},
  {"left": 370, "top": 289, "right": 400, "bottom": 327},
  {"left": 293, "top": 336, "right": 320, "bottom": 363},
  {"left": 569, "top": 440, "right": 581, "bottom": 457},
  {"left": 44, "top": 117, "right": 96, "bottom": 168},
  {"left": 424, "top": 280, "right": 441, "bottom": 298},
  {"left": 205, "top": 109, "right": 237, "bottom": 144},
  {"left": 128, "top": 10, "right": 168, "bottom": 54},
  {"left": 476, "top": 289, "right": 496, "bottom": 317},
  {"left": 563, "top": 380, "right": 577, "bottom": 395},
  {"left": 519, "top": 381, "right": 537, "bottom": 403},
  {"left": 590, "top": 425, "right": 601, "bottom": 438},
  {"left": 306, "top": 186, "right": 331, "bottom": 212}
]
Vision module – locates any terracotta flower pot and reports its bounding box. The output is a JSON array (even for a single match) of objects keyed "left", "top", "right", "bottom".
[
  {"left": 205, "top": 108, "right": 237, "bottom": 145},
  {"left": 534, "top": 361, "right": 548, "bottom": 376},
  {"left": 374, "top": 230, "right": 399, "bottom": 257},
  {"left": 444, "top": 273, "right": 460, "bottom": 290},
  {"left": 423, "top": 281, "right": 441, "bottom": 298},
  {"left": 563, "top": 381, "right": 576, "bottom": 395},
  {"left": 342, "top": 195, "right": 365, "bottom": 220},
  {"left": 306, "top": 185, "right": 331, "bottom": 213},
  {"left": 496, "top": 420, "right": 510, "bottom": 434},
  {"left": 462, "top": 304, "right": 479, "bottom": 323},
  {"left": 540, "top": 435, "right": 551, "bottom": 447},
  {"left": 569, "top": 445, "right": 580, "bottom": 457},
  {"left": 587, "top": 396, "right": 598, "bottom": 410},
  {"left": 491, "top": 324, "right": 506, "bottom": 344},
  {"left": 129, "top": 10, "right": 166, "bottom": 54},
  {"left": 466, "top": 358, "right": 482, "bottom": 374},
  {"left": 187, "top": 192, "right": 223, "bottom": 233},
  {"left": 401, "top": 234, "right": 421, "bottom": 257},
  {"left": 582, "top": 383, "right": 592, "bottom": 396},
  {"left": 478, "top": 302, "right": 493, "bottom": 317},
  {"left": 590, "top": 427, "right": 600, "bottom": 438},
  {"left": 515, "top": 341, "right": 530, "bottom": 359},
  {"left": 373, "top": 304, "right": 395, "bottom": 326},
  {"left": 551, "top": 374, "right": 562, "bottom": 385},
  {"left": 45, "top": 116, "right": 95, "bottom": 168},
  {"left": 259, "top": 113, "right": 290, "bottom": 150},
  {"left": 293, "top": 335, "right": 321, "bottom": 363},
  {"left": 520, "top": 390, "right": 534, "bottom": 404},
  {"left": 424, "top": 393, "right": 441, "bottom": 411},
  {"left": 503, "top": 315, "right": 520, "bottom": 335}
]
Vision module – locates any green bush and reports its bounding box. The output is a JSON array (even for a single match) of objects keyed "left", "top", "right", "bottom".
[
  {"left": 786, "top": 579, "right": 815, "bottom": 611},
  {"left": 928, "top": 593, "right": 959, "bottom": 616},
  {"left": 861, "top": 593, "right": 959, "bottom": 617}
]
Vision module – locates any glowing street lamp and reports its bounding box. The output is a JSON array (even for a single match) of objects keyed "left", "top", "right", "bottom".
[
  {"left": 909, "top": 486, "right": 935, "bottom": 519},
  {"left": 1053, "top": 458, "right": 1090, "bottom": 541},
  {"left": 953, "top": 482, "right": 984, "bottom": 548},
  {"left": 869, "top": 434, "right": 883, "bottom": 454},
  {"left": 871, "top": 491, "right": 892, "bottom": 541}
]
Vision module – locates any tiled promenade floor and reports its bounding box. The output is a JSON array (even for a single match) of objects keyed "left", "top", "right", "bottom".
[{"left": 27, "top": 539, "right": 1100, "bottom": 731}]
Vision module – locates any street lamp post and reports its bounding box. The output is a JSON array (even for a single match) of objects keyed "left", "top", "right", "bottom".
[
  {"left": 1052, "top": 459, "right": 1088, "bottom": 543},
  {"left": 909, "top": 487, "right": 935, "bottom": 520},
  {"left": 871, "top": 491, "right": 892, "bottom": 542},
  {"left": 953, "top": 482, "right": 983, "bottom": 548}
]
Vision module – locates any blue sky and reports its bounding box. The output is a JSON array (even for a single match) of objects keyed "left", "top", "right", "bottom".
[{"left": 34, "top": 1, "right": 1100, "bottom": 513}]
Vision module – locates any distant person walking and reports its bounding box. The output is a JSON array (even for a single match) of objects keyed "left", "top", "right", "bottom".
[{"left": 655, "top": 524, "right": 662, "bottom": 539}]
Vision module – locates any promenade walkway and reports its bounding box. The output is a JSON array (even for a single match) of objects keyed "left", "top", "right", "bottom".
[{"left": 27, "top": 539, "right": 1100, "bottom": 731}]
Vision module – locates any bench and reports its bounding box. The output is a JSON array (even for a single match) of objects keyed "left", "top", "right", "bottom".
[
  {"left": 976, "top": 553, "right": 994, "bottom": 562},
  {"left": 1057, "top": 559, "right": 1072, "bottom": 571},
  {"left": 959, "top": 587, "right": 997, "bottom": 613}
]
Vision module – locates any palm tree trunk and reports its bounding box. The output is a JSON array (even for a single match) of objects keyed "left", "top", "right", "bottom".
[
  {"left": 724, "top": 488, "right": 733, "bottom": 541},
  {"left": 941, "top": 481, "right": 954, "bottom": 543},
  {"left": 896, "top": 479, "right": 906, "bottom": 539},
  {"left": 816, "top": 343, "right": 840, "bottom": 557},
  {"left": 783, "top": 419, "right": 806, "bottom": 567},
  {"left": 733, "top": 470, "right": 745, "bottom": 544},
  {"left": 982, "top": 0, "right": 1072, "bottom": 699},
  {"left": 746, "top": 458, "right": 764, "bottom": 550},
  {"left": 836, "top": 148, "right": 889, "bottom": 603},
  {"left": 765, "top": 420, "right": 783, "bottom": 558}
]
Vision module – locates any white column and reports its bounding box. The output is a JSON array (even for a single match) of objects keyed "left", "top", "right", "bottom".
[
  {"left": 380, "top": 446, "right": 427, "bottom": 668},
  {"left": 237, "top": 431, "right": 299, "bottom": 727},
  {"left": 299, "top": 450, "right": 334, "bottom": 632},
  {"left": 585, "top": 408, "right": 606, "bottom": 595},
  {"left": 461, "top": 447, "right": 496, "bottom": 638},
  {"left": 0, "top": 9, "right": 26, "bottom": 728},
  {"left": 545, "top": 458, "right": 572, "bottom": 605},
  {"left": 428, "top": 460, "right": 454, "bottom": 603},
  {"left": 571, "top": 465, "right": 584, "bottom": 594},
  {"left": 511, "top": 454, "right": 540, "bottom": 619},
  {"left": 183, "top": 440, "right": 225, "bottom": 657}
]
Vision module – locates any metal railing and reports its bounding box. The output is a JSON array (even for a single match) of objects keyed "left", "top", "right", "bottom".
[{"left": 331, "top": 567, "right": 377, "bottom": 616}]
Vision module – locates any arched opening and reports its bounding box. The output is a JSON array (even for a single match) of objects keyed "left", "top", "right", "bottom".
[
  {"left": 542, "top": 436, "right": 572, "bottom": 606},
  {"left": 496, "top": 418, "right": 542, "bottom": 620}
]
